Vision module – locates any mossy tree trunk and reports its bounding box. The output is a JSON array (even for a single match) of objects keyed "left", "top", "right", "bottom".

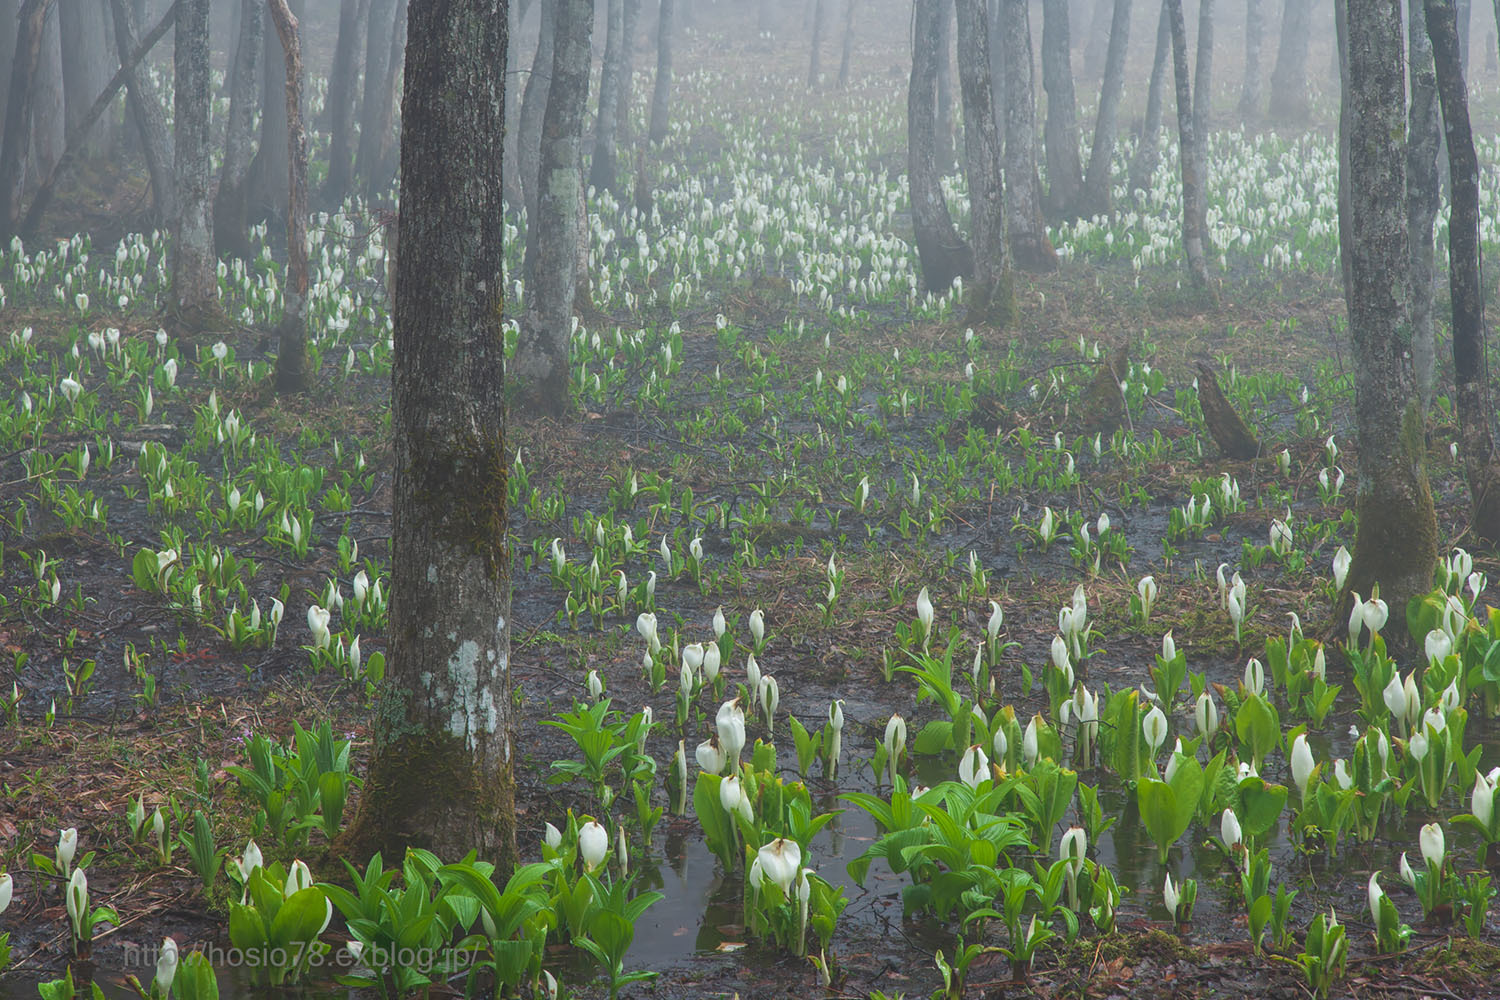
[
  {"left": 171, "top": 0, "right": 217, "bottom": 323},
  {"left": 515, "top": 0, "right": 593, "bottom": 417},
  {"left": 1165, "top": 0, "right": 1210, "bottom": 288},
  {"left": 954, "top": 0, "right": 1012, "bottom": 326},
  {"left": 1127, "top": 0, "right": 1169, "bottom": 195},
  {"left": 268, "top": 0, "right": 310, "bottom": 394},
  {"left": 909, "top": 0, "right": 972, "bottom": 294},
  {"left": 215, "top": 0, "right": 261, "bottom": 260},
  {"left": 1343, "top": 0, "right": 1438, "bottom": 611},
  {"left": 340, "top": 0, "right": 515, "bottom": 868},
  {"left": 1040, "top": 0, "right": 1083, "bottom": 217},
  {"left": 1428, "top": 0, "right": 1500, "bottom": 543},
  {"left": 1078, "top": 0, "right": 1130, "bottom": 218},
  {"left": 1001, "top": 0, "right": 1057, "bottom": 271},
  {"left": 1408, "top": 0, "right": 1441, "bottom": 418}
]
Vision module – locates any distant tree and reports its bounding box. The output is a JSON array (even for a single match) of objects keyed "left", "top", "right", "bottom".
[
  {"left": 322, "top": 0, "right": 369, "bottom": 209},
  {"left": 1040, "top": 0, "right": 1082, "bottom": 216},
  {"left": 909, "top": 0, "right": 971, "bottom": 293},
  {"left": 648, "top": 0, "right": 674, "bottom": 144},
  {"left": 59, "top": 0, "right": 116, "bottom": 159},
  {"left": 1428, "top": 0, "right": 1500, "bottom": 542},
  {"left": 1236, "top": 0, "right": 1263, "bottom": 120},
  {"left": 1192, "top": 0, "right": 1213, "bottom": 138},
  {"left": 501, "top": 0, "right": 526, "bottom": 206},
  {"left": 215, "top": 0, "right": 262, "bottom": 259},
  {"left": 1165, "top": 0, "right": 1210, "bottom": 288},
  {"left": 615, "top": 0, "right": 641, "bottom": 145},
  {"left": 837, "top": 0, "right": 857, "bottom": 87},
  {"left": 590, "top": 0, "right": 625, "bottom": 194},
  {"left": 515, "top": 0, "right": 593, "bottom": 416},
  {"left": 1128, "top": 0, "right": 1169, "bottom": 195},
  {"left": 0, "top": 0, "right": 55, "bottom": 240},
  {"left": 362, "top": 0, "right": 408, "bottom": 202},
  {"left": 1341, "top": 0, "right": 1438, "bottom": 612},
  {"left": 1001, "top": 0, "right": 1056, "bottom": 271},
  {"left": 246, "top": 3, "right": 295, "bottom": 228},
  {"left": 954, "top": 0, "right": 1013, "bottom": 326},
  {"left": 107, "top": 0, "right": 175, "bottom": 223},
  {"left": 519, "top": 0, "right": 556, "bottom": 221},
  {"left": 31, "top": 2, "right": 62, "bottom": 185},
  {"left": 171, "top": 0, "right": 216, "bottom": 322},
  {"left": 267, "top": 0, "right": 310, "bottom": 394},
  {"left": 0, "top": 0, "right": 17, "bottom": 120},
  {"left": 934, "top": 0, "right": 954, "bottom": 164},
  {"left": 1268, "top": 0, "right": 1310, "bottom": 122},
  {"left": 1077, "top": 0, "right": 1130, "bottom": 218},
  {"left": 1408, "top": 0, "right": 1441, "bottom": 416},
  {"left": 808, "top": 0, "right": 825, "bottom": 87},
  {"left": 340, "top": 0, "right": 516, "bottom": 866},
  {"left": 357, "top": 0, "right": 398, "bottom": 190}
]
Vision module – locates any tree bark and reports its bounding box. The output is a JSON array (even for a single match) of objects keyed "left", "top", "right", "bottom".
[
  {"left": 0, "top": 0, "right": 18, "bottom": 123},
  {"left": 1128, "top": 0, "right": 1169, "bottom": 195},
  {"left": 502, "top": 0, "right": 525, "bottom": 207},
  {"left": 519, "top": 0, "right": 555, "bottom": 221},
  {"left": 1267, "top": 0, "right": 1310, "bottom": 123},
  {"left": 322, "top": 0, "right": 368, "bottom": 209},
  {"left": 648, "top": 0, "right": 673, "bottom": 143},
  {"left": 1079, "top": 0, "right": 1130, "bottom": 217},
  {"left": 356, "top": 0, "right": 397, "bottom": 187},
  {"left": 215, "top": 0, "right": 261, "bottom": 259},
  {"left": 1166, "top": 0, "right": 1209, "bottom": 287},
  {"left": 1002, "top": 0, "right": 1057, "bottom": 270},
  {"left": 171, "top": 0, "right": 215, "bottom": 321},
  {"left": 838, "top": 0, "right": 857, "bottom": 87},
  {"left": 589, "top": 0, "right": 624, "bottom": 194},
  {"left": 515, "top": 0, "right": 593, "bottom": 416},
  {"left": 988, "top": 0, "right": 1005, "bottom": 142},
  {"left": 909, "top": 0, "right": 973, "bottom": 294},
  {"left": 1237, "top": 0, "right": 1262, "bottom": 120},
  {"left": 1192, "top": 0, "right": 1213, "bottom": 138},
  {"left": 267, "top": 0, "right": 310, "bottom": 395},
  {"left": 935, "top": 0, "right": 954, "bottom": 165},
  {"left": 363, "top": 0, "right": 408, "bottom": 202},
  {"left": 955, "top": 0, "right": 1013, "bottom": 325},
  {"left": 108, "top": 0, "right": 176, "bottom": 222},
  {"left": 30, "top": 1, "right": 62, "bottom": 185},
  {"left": 1343, "top": 0, "right": 1438, "bottom": 615},
  {"left": 0, "top": 0, "right": 55, "bottom": 240},
  {"left": 1408, "top": 0, "right": 1441, "bottom": 418},
  {"left": 59, "top": 0, "right": 116, "bottom": 159},
  {"left": 246, "top": 5, "right": 290, "bottom": 227},
  {"left": 1428, "top": 0, "right": 1500, "bottom": 542},
  {"left": 808, "top": 0, "right": 825, "bottom": 87},
  {"left": 1041, "top": 0, "right": 1083, "bottom": 217},
  {"left": 615, "top": 0, "right": 640, "bottom": 145},
  {"left": 340, "top": 0, "right": 515, "bottom": 867}
]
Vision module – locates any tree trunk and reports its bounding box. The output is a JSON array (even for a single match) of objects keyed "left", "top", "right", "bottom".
[
  {"left": 216, "top": 0, "right": 261, "bottom": 259},
  {"left": 1166, "top": 0, "right": 1209, "bottom": 287},
  {"left": 1267, "top": 0, "right": 1310, "bottom": 122},
  {"left": 59, "top": 0, "right": 116, "bottom": 159},
  {"left": 0, "top": 0, "right": 18, "bottom": 123},
  {"left": 935, "top": 0, "right": 954, "bottom": 165},
  {"left": 1079, "top": 0, "right": 1130, "bottom": 217},
  {"left": 246, "top": 5, "right": 290, "bottom": 228},
  {"left": 267, "top": 0, "right": 310, "bottom": 395},
  {"left": 171, "top": 0, "right": 215, "bottom": 321},
  {"left": 1457, "top": 0, "right": 1472, "bottom": 72},
  {"left": 615, "top": 0, "right": 640, "bottom": 145},
  {"left": 1002, "top": 0, "right": 1057, "bottom": 270},
  {"left": 808, "top": 0, "right": 825, "bottom": 87},
  {"left": 988, "top": 0, "right": 1005, "bottom": 142},
  {"left": 1428, "top": 0, "right": 1500, "bottom": 542},
  {"left": 322, "top": 0, "right": 368, "bottom": 209},
  {"left": 837, "top": 0, "right": 856, "bottom": 87},
  {"left": 589, "top": 0, "right": 624, "bottom": 194},
  {"left": 955, "top": 0, "right": 1013, "bottom": 325},
  {"left": 363, "top": 0, "right": 408, "bottom": 202},
  {"left": 515, "top": 0, "right": 593, "bottom": 416},
  {"left": 1192, "top": 0, "right": 1213, "bottom": 137},
  {"left": 108, "top": 0, "right": 176, "bottom": 223},
  {"left": 1343, "top": 0, "right": 1438, "bottom": 615},
  {"left": 909, "top": 0, "right": 973, "bottom": 294},
  {"left": 340, "top": 0, "right": 515, "bottom": 867},
  {"left": 1128, "top": 0, "right": 1169, "bottom": 195},
  {"left": 648, "top": 0, "right": 673, "bottom": 143},
  {"left": 30, "top": 3, "right": 62, "bottom": 185},
  {"left": 356, "top": 0, "right": 397, "bottom": 187},
  {"left": 502, "top": 0, "right": 525, "bottom": 207},
  {"left": 1237, "top": 0, "right": 1262, "bottom": 120},
  {"left": 1040, "top": 0, "right": 1083, "bottom": 217},
  {"left": 1409, "top": 0, "right": 1441, "bottom": 417},
  {"left": 0, "top": 0, "right": 55, "bottom": 240},
  {"left": 519, "top": 0, "right": 555, "bottom": 221},
  {"left": 1335, "top": 0, "right": 1350, "bottom": 298}
]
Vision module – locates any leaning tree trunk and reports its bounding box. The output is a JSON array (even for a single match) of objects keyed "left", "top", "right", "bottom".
[
  {"left": 59, "top": 0, "right": 116, "bottom": 159},
  {"left": 267, "top": 0, "right": 310, "bottom": 395},
  {"left": 910, "top": 0, "right": 973, "bottom": 294},
  {"left": 1237, "top": 0, "right": 1262, "bottom": 120},
  {"left": 615, "top": 0, "right": 640, "bottom": 145},
  {"left": 1166, "top": 0, "right": 1210, "bottom": 288},
  {"left": 589, "top": 0, "right": 625, "bottom": 194},
  {"left": 356, "top": 0, "right": 397, "bottom": 186},
  {"left": 1428, "top": 0, "right": 1500, "bottom": 542},
  {"left": 1002, "top": 0, "right": 1056, "bottom": 271},
  {"left": 108, "top": 0, "right": 176, "bottom": 224},
  {"left": 648, "top": 0, "right": 674, "bottom": 143},
  {"left": 1267, "top": 0, "right": 1310, "bottom": 122},
  {"left": 1079, "top": 0, "right": 1130, "bottom": 217},
  {"left": 215, "top": 0, "right": 261, "bottom": 259},
  {"left": 515, "top": 0, "right": 593, "bottom": 417},
  {"left": 339, "top": 0, "right": 516, "bottom": 867},
  {"left": 838, "top": 0, "right": 857, "bottom": 87},
  {"left": 1408, "top": 0, "right": 1441, "bottom": 417},
  {"left": 1041, "top": 0, "right": 1083, "bottom": 216},
  {"left": 171, "top": 0, "right": 216, "bottom": 322},
  {"left": 321, "top": 0, "right": 368, "bottom": 209},
  {"left": 955, "top": 0, "right": 1013, "bottom": 326},
  {"left": 1128, "top": 0, "right": 1169, "bottom": 196},
  {"left": 808, "top": 0, "right": 825, "bottom": 87},
  {"left": 519, "top": 0, "right": 556, "bottom": 222},
  {"left": 1342, "top": 0, "right": 1438, "bottom": 616},
  {"left": 1192, "top": 0, "right": 1213, "bottom": 138},
  {"left": 0, "top": 0, "right": 54, "bottom": 240}
]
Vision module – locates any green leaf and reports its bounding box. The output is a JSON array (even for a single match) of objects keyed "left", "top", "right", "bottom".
[{"left": 268, "top": 888, "right": 328, "bottom": 950}]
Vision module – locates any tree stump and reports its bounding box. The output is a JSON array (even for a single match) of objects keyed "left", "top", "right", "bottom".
[
  {"left": 1195, "top": 361, "right": 1260, "bottom": 459},
  {"left": 1079, "top": 341, "right": 1129, "bottom": 433}
]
